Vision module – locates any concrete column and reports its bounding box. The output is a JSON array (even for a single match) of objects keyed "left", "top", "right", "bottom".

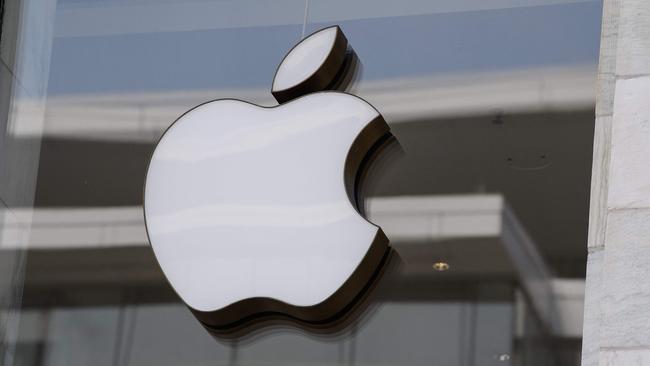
[{"left": 583, "top": 0, "right": 650, "bottom": 364}]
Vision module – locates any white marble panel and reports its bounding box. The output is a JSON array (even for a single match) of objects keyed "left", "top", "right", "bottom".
[
  {"left": 581, "top": 249, "right": 604, "bottom": 366},
  {"left": 615, "top": 0, "right": 650, "bottom": 77},
  {"left": 600, "top": 0, "right": 621, "bottom": 41},
  {"left": 596, "top": 74, "right": 616, "bottom": 117},
  {"left": 595, "top": 0, "right": 619, "bottom": 116},
  {"left": 600, "top": 348, "right": 650, "bottom": 365},
  {"left": 600, "top": 209, "right": 650, "bottom": 348},
  {"left": 588, "top": 116, "right": 612, "bottom": 249},
  {"left": 607, "top": 76, "right": 650, "bottom": 209}
]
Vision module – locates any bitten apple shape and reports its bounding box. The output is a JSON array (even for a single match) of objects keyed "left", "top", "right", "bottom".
[{"left": 143, "top": 26, "right": 392, "bottom": 331}]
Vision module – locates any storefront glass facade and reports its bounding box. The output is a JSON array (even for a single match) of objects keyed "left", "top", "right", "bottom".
[{"left": 1, "top": 1, "right": 601, "bottom": 365}]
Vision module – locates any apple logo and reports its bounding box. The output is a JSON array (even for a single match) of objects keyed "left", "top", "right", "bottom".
[{"left": 144, "top": 26, "right": 394, "bottom": 333}]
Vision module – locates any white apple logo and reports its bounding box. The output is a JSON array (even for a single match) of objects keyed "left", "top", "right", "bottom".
[{"left": 144, "top": 26, "right": 393, "bottom": 332}]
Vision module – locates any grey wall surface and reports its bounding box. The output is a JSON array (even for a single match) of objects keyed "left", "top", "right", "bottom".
[{"left": 583, "top": 0, "right": 650, "bottom": 364}]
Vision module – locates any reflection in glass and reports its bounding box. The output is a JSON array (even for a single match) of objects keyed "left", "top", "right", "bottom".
[{"left": 0, "top": 0, "right": 600, "bottom": 365}]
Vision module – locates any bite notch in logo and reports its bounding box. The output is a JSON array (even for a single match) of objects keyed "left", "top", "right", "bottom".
[{"left": 144, "top": 26, "right": 395, "bottom": 333}]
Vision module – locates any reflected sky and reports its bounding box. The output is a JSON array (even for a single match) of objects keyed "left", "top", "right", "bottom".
[{"left": 47, "top": 1, "right": 602, "bottom": 95}]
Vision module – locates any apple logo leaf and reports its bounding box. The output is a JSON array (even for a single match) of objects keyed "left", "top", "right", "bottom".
[{"left": 272, "top": 26, "right": 349, "bottom": 104}]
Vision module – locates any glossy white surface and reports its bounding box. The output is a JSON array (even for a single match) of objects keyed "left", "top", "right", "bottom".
[
  {"left": 272, "top": 27, "right": 339, "bottom": 92},
  {"left": 144, "top": 92, "right": 380, "bottom": 311}
]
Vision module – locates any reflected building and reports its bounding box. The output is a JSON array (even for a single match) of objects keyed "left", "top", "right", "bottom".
[{"left": 0, "top": 0, "right": 601, "bottom": 365}]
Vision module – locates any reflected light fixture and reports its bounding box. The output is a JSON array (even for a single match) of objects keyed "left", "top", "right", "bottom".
[{"left": 432, "top": 261, "right": 451, "bottom": 271}]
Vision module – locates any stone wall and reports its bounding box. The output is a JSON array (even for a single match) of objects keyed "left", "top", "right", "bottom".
[{"left": 583, "top": 0, "right": 650, "bottom": 364}]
